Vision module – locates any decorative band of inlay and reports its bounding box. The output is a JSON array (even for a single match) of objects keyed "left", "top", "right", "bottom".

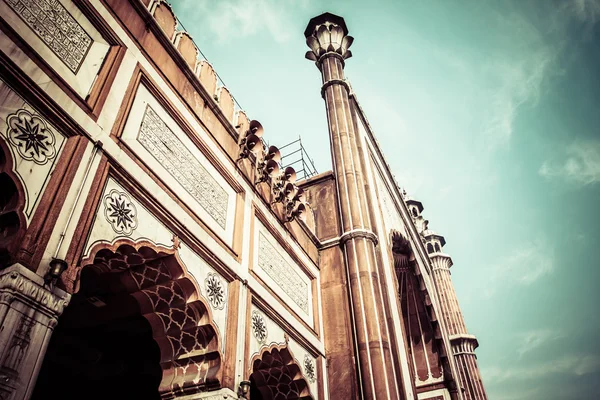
[
  {"left": 340, "top": 229, "right": 379, "bottom": 245},
  {"left": 321, "top": 78, "right": 350, "bottom": 99},
  {"left": 317, "top": 51, "right": 346, "bottom": 67},
  {"left": 319, "top": 237, "right": 341, "bottom": 250}
]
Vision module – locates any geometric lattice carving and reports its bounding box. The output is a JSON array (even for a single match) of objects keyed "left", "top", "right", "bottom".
[
  {"left": 81, "top": 241, "right": 222, "bottom": 397},
  {"left": 137, "top": 105, "right": 228, "bottom": 229},
  {"left": 257, "top": 232, "right": 309, "bottom": 313},
  {"left": 6, "top": 109, "right": 56, "bottom": 165},
  {"left": 251, "top": 346, "right": 314, "bottom": 400},
  {"left": 5, "top": 0, "right": 93, "bottom": 73}
]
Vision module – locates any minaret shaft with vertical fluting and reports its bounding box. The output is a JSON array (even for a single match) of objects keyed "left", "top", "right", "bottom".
[
  {"left": 305, "top": 14, "right": 401, "bottom": 400},
  {"left": 430, "top": 253, "right": 488, "bottom": 400}
]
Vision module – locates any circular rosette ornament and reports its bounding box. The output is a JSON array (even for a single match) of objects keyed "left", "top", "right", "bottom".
[
  {"left": 204, "top": 272, "right": 226, "bottom": 310},
  {"left": 103, "top": 189, "right": 138, "bottom": 236},
  {"left": 303, "top": 354, "right": 316, "bottom": 383},
  {"left": 251, "top": 311, "right": 268, "bottom": 345},
  {"left": 6, "top": 109, "right": 56, "bottom": 165}
]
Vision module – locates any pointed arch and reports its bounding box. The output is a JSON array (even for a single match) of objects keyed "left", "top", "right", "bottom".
[
  {"left": 391, "top": 230, "right": 454, "bottom": 387},
  {"left": 426, "top": 243, "right": 434, "bottom": 254},
  {"left": 73, "top": 239, "right": 223, "bottom": 398},
  {"left": 0, "top": 138, "right": 27, "bottom": 268},
  {"left": 249, "top": 344, "right": 314, "bottom": 400}
]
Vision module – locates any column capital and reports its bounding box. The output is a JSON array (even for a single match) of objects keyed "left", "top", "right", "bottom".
[
  {"left": 304, "top": 12, "right": 354, "bottom": 66},
  {"left": 0, "top": 264, "right": 70, "bottom": 319}
]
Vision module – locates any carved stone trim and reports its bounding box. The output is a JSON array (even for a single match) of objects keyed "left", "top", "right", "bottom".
[
  {"left": 339, "top": 228, "right": 378, "bottom": 246},
  {"left": 320, "top": 77, "right": 350, "bottom": 99},
  {"left": 0, "top": 264, "right": 70, "bottom": 319}
]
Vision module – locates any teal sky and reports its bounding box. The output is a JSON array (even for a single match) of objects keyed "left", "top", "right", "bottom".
[{"left": 171, "top": 1, "right": 600, "bottom": 399}]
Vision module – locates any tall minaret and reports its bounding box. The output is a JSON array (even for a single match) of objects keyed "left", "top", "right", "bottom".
[
  {"left": 424, "top": 230, "right": 488, "bottom": 400},
  {"left": 305, "top": 13, "right": 402, "bottom": 400}
]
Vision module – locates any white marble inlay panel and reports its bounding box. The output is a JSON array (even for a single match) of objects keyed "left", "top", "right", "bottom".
[
  {"left": 5, "top": 0, "right": 92, "bottom": 73},
  {"left": 178, "top": 243, "right": 228, "bottom": 354},
  {"left": 0, "top": 0, "right": 110, "bottom": 97},
  {"left": 121, "top": 84, "right": 237, "bottom": 245},
  {"left": 254, "top": 221, "right": 312, "bottom": 323},
  {"left": 138, "top": 105, "right": 228, "bottom": 229},
  {"left": 248, "top": 305, "right": 320, "bottom": 398},
  {"left": 83, "top": 178, "right": 173, "bottom": 258},
  {"left": 0, "top": 79, "right": 66, "bottom": 223}
]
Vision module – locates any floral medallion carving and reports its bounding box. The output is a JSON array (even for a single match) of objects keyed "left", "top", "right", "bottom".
[
  {"left": 103, "top": 189, "right": 138, "bottom": 235},
  {"left": 251, "top": 311, "right": 268, "bottom": 344},
  {"left": 204, "top": 272, "right": 225, "bottom": 310},
  {"left": 303, "top": 354, "right": 316, "bottom": 383},
  {"left": 6, "top": 109, "right": 56, "bottom": 165}
]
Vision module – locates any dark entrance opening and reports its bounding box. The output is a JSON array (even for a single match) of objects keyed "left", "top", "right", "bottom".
[{"left": 32, "top": 267, "right": 162, "bottom": 400}]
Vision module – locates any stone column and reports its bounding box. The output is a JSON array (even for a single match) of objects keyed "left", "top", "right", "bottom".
[
  {"left": 0, "top": 264, "right": 70, "bottom": 400},
  {"left": 305, "top": 13, "right": 401, "bottom": 400},
  {"left": 428, "top": 239, "right": 488, "bottom": 400}
]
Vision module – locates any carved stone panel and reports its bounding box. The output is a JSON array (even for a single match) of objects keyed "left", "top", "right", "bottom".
[
  {"left": 120, "top": 84, "right": 237, "bottom": 244},
  {"left": 0, "top": 0, "right": 110, "bottom": 97},
  {"left": 5, "top": 0, "right": 93, "bottom": 73},
  {"left": 137, "top": 105, "right": 228, "bottom": 229},
  {"left": 256, "top": 227, "right": 310, "bottom": 315}
]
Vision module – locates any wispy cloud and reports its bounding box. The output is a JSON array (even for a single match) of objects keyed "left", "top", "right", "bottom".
[
  {"left": 516, "top": 329, "right": 564, "bottom": 358},
  {"left": 177, "top": 0, "right": 309, "bottom": 44},
  {"left": 569, "top": 0, "right": 600, "bottom": 24},
  {"left": 482, "top": 353, "right": 600, "bottom": 383},
  {"left": 481, "top": 49, "right": 555, "bottom": 149},
  {"left": 540, "top": 140, "right": 600, "bottom": 185},
  {"left": 484, "top": 238, "right": 554, "bottom": 297}
]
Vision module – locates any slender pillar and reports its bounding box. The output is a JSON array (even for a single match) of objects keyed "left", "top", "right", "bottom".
[
  {"left": 305, "top": 13, "right": 401, "bottom": 400},
  {"left": 0, "top": 264, "right": 70, "bottom": 400},
  {"left": 426, "top": 232, "right": 488, "bottom": 400}
]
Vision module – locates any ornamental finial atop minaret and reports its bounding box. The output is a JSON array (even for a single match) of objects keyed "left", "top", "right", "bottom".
[{"left": 304, "top": 12, "right": 354, "bottom": 66}]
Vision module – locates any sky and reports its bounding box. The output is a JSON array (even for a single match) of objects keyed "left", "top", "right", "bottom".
[{"left": 170, "top": 1, "right": 600, "bottom": 399}]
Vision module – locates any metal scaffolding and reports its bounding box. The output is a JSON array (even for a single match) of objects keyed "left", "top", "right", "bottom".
[{"left": 278, "top": 137, "right": 318, "bottom": 181}]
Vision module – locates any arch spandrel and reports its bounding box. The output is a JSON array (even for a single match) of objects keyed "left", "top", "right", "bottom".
[
  {"left": 249, "top": 343, "right": 316, "bottom": 400},
  {"left": 247, "top": 306, "right": 320, "bottom": 399},
  {"left": 0, "top": 81, "right": 68, "bottom": 222},
  {"left": 72, "top": 239, "right": 224, "bottom": 397}
]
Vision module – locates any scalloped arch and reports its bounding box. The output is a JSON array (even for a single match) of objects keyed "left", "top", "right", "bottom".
[
  {"left": 250, "top": 343, "right": 315, "bottom": 400},
  {"left": 0, "top": 138, "right": 27, "bottom": 268},
  {"left": 74, "top": 239, "right": 223, "bottom": 398}
]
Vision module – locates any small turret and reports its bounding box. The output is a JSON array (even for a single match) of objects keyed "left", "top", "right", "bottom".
[
  {"left": 405, "top": 195, "right": 429, "bottom": 233},
  {"left": 423, "top": 229, "right": 447, "bottom": 255}
]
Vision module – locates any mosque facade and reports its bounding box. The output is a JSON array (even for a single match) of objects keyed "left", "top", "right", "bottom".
[{"left": 0, "top": 1, "right": 487, "bottom": 399}]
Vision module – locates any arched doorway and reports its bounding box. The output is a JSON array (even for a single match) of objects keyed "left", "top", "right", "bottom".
[
  {"left": 250, "top": 346, "right": 314, "bottom": 400},
  {"left": 33, "top": 241, "right": 222, "bottom": 399},
  {"left": 0, "top": 140, "right": 26, "bottom": 268}
]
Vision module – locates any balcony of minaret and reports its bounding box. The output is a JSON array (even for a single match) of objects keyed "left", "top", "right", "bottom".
[
  {"left": 450, "top": 334, "right": 480, "bottom": 356},
  {"left": 424, "top": 229, "right": 447, "bottom": 257},
  {"left": 406, "top": 197, "right": 429, "bottom": 234}
]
